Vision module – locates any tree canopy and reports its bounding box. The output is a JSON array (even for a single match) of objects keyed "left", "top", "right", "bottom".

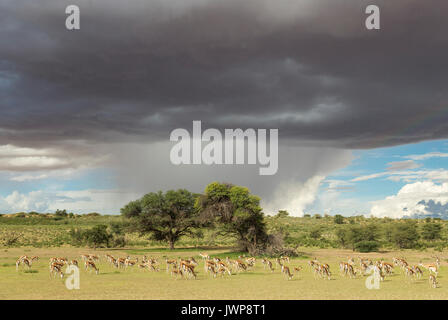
[
  {"left": 121, "top": 189, "right": 201, "bottom": 249},
  {"left": 195, "top": 182, "right": 268, "bottom": 254},
  {"left": 421, "top": 222, "right": 443, "bottom": 241}
]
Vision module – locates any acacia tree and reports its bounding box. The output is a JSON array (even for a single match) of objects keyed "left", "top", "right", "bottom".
[
  {"left": 196, "top": 182, "right": 268, "bottom": 254},
  {"left": 121, "top": 189, "right": 201, "bottom": 250},
  {"left": 421, "top": 222, "right": 443, "bottom": 241},
  {"left": 391, "top": 221, "right": 419, "bottom": 249},
  {"left": 84, "top": 225, "right": 112, "bottom": 249}
]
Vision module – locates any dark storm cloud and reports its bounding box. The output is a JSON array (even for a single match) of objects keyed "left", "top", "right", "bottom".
[{"left": 1, "top": 0, "right": 448, "bottom": 150}]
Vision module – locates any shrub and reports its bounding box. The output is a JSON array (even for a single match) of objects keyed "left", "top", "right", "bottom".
[
  {"left": 69, "top": 228, "right": 85, "bottom": 247},
  {"left": 354, "top": 240, "right": 380, "bottom": 252},
  {"left": 83, "top": 225, "right": 112, "bottom": 249},
  {"left": 0, "top": 231, "right": 23, "bottom": 247},
  {"left": 275, "top": 210, "right": 289, "bottom": 218},
  {"left": 421, "top": 222, "right": 443, "bottom": 241},
  {"left": 391, "top": 222, "right": 419, "bottom": 249},
  {"left": 334, "top": 215, "right": 344, "bottom": 224},
  {"left": 111, "top": 235, "right": 127, "bottom": 247},
  {"left": 309, "top": 228, "right": 322, "bottom": 240}
]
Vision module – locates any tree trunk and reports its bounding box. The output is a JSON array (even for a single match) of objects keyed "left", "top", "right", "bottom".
[{"left": 169, "top": 239, "right": 175, "bottom": 250}]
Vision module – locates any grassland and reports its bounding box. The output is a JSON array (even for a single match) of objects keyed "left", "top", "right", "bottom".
[
  {"left": 1, "top": 246, "right": 447, "bottom": 300},
  {"left": 1, "top": 213, "right": 448, "bottom": 299},
  {"left": 2, "top": 214, "right": 448, "bottom": 250}
]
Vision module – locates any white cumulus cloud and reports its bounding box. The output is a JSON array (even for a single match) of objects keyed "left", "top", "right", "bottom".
[
  {"left": 1, "top": 189, "right": 142, "bottom": 214},
  {"left": 370, "top": 181, "right": 448, "bottom": 218},
  {"left": 263, "top": 175, "right": 325, "bottom": 216}
]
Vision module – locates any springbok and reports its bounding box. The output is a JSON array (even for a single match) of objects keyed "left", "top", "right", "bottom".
[
  {"left": 419, "top": 262, "right": 438, "bottom": 276},
  {"left": 429, "top": 275, "right": 438, "bottom": 288}
]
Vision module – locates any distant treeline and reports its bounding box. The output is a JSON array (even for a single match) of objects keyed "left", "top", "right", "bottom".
[
  {"left": 267, "top": 212, "right": 448, "bottom": 252},
  {"left": 0, "top": 209, "right": 102, "bottom": 221},
  {"left": 1, "top": 208, "right": 447, "bottom": 253}
]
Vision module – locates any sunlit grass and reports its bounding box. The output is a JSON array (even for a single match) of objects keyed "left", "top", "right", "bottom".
[{"left": 0, "top": 247, "right": 447, "bottom": 300}]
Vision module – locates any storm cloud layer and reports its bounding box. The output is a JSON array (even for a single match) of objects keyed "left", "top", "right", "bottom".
[
  {"left": 0, "top": 0, "right": 447, "bottom": 214},
  {"left": 1, "top": 0, "right": 448, "bottom": 151}
]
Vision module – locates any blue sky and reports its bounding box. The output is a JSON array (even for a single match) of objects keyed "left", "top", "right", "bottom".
[{"left": 308, "top": 139, "right": 448, "bottom": 217}]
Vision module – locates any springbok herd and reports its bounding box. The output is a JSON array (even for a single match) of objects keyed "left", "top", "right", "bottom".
[{"left": 14, "top": 252, "right": 442, "bottom": 289}]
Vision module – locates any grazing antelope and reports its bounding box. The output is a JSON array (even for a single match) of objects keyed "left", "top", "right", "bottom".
[
  {"left": 115, "top": 258, "right": 126, "bottom": 269},
  {"left": 80, "top": 254, "right": 90, "bottom": 261},
  {"left": 276, "top": 258, "right": 283, "bottom": 268},
  {"left": 340, "top": 262, "right": 356, "bottom": 278},
  {"left": 180, "top": 263, "right": 197, "bottom": 279},
  {"left": 394, "top": 258, "right": 408, "bottom": 270},
  {"left": 105, "top": 254, "right": 115, "bottom": 265},
  {"left": 411, "top": 265, "right": 423, "bottom": 279},
  {"left": 280, "top": 256, "right": 290, "bottom": 264},
  {"left": 50, "top": 263, "right": 64, "bottom": 279},
  {"left": 339, "top": 261, "right": 346, "bottom": 274},
  {"left": 70, "top": 260, "right": 78, "bottom": 267},
  {"left": 170, "top": 267, "right": 184, "bottom": 279},
  {"left": 199, "top": 253, "right": 210, "bottom": 260},
  {"left": 380, "top": 262, "right": 394, "bottom": 276},
  {"left": 16, "top": 257, "right": 32, "bottom": 271},
  {"left": 213, "top": 257, "right": 222, "bottom": 266},
  {"left": 360, "top": 262, "right": 369, "bottom": 275},
  {"left": 207, "top": 264, "right": 218, "bottom": 278},
  {"left": 374, "top": 264, "right": 385, "bottom": 281},
  {"left": 49, "top": 257, "right": 67, "bottom": 266},
  {"left": 261, "top": 258, "right": 268, "bottom": 269},
  {"left": 266, "top": 259, "right": 275, "bottom": 272},
  {"left": 49, "top": 261, "right": 64, "bottom": 271},
  {"left": 189, "top": 257, "right": 198, "bottom": 266},
  {"left": 234, "top": 259, "right": 247, "bottom": 273},
  {"left": 246, "top": 257, "right": 256, "bottom": 268},
  {"left": 124, "top": 257, "right": 138, "bottom": 268},
  {"left": 138, "top": 263, "right": 148, "bottom": 270},
  {"left": 165, "top": 258, "right": 177, "bottom": 272},
  {"left": 141, "top": 261, "right": 159, "bottom": 272},
  {"left": 314, "top": 264, "right": 331, "bottom": 280},
  {"left": 419, "top": 262, "right": 438, "bottom": 276},
  {"left": 293, "top": 266, "right": 302, "bottom": 277},
  {"left": 205, "top": 260, "right": 216, "bottom": 273},
  {"left": 282, "top": 266, "right": 294, "bottom": 280},
  {"left": 435, "top": 256, "right": 441, "bottom": 269},
  {"left": 88, "top": 254, "right": 99, "bottom": 262},
  {"left": 429, "top": 274, "right": 438, "bottom": 288},
  {"left": 85, "top": 260, "right": 99, "bottom": 274},
  {"left": 217, "top": 264, "right": 232, "bottom": 277},
  {"left": 308, "top": 258, "right": 319, "bottom": 270},
  {"left": 49, "top": 257, "right": 57, "bottom": 266},
  {"left": 404, "top": 266, "right": 416, "bottom": 281},
  {"left": 147, "top": 259, "right": 160, "bottom": 272}
]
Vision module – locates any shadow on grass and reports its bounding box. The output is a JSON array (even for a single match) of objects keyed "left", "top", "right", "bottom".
[
  {"left": 23, "top": 270, "right": 38, "bottom": 273},
  {"left": 124, "top": 246, "right": 235, "bottom": 255},
  {"left": 2, "top": 263, "right": 15, "bottom": 267}
]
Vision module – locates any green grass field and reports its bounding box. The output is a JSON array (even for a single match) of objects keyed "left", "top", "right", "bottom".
[{"left": 1, "top": 247, "right": 446, "bottom": 300}]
